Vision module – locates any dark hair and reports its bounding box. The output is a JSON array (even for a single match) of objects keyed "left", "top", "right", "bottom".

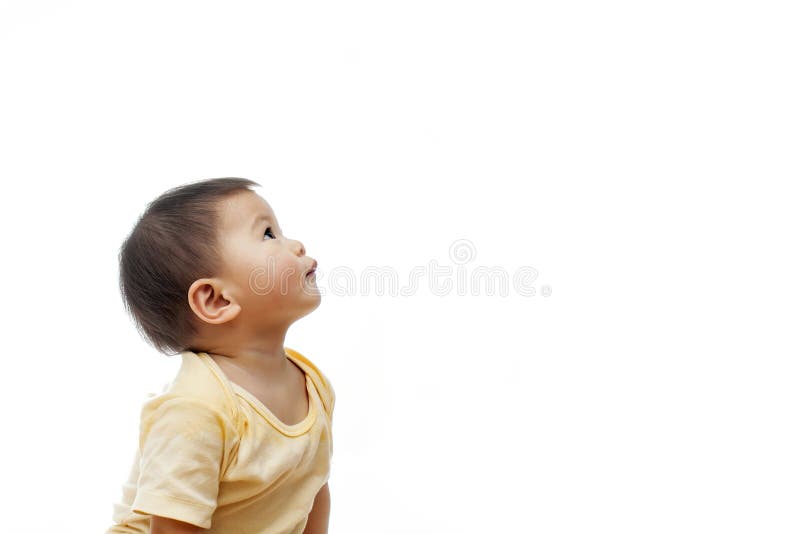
[{"left": 118, "top": 177, "right": 261, "bottom": 356}]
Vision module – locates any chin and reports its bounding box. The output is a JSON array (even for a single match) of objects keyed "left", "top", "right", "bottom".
[{"left": 295, "top": 294, "right": 322, "bottom": 319}]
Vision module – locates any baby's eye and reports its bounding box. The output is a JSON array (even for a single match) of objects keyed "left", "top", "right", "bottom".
[{"left": 263, "top": 227, "right": 276, "bottom": 240}]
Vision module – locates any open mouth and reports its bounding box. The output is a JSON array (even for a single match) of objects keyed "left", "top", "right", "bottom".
[{"left": 305, "top": 260, "right": 318, "bottom": 278}]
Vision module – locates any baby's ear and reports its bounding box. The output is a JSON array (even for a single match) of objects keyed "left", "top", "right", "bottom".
[{"left": 187, "top": 278, "right": 241, "bottom": 324}]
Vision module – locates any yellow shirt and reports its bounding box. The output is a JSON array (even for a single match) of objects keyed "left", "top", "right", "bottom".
[{"left": 106, "top": 347, "right": 335, "bottom": 534}]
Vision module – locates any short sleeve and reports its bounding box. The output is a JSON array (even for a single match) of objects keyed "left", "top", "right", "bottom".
[
  {"left": 130, "top": 396, "right": 232, "bottom": 529},
  {"left": 286, "top": 347, "right": 335, "bottom": 420},
  {"left": 324, "top": 371, "right": 335, "bottom": 458},
  {"left": 322, "top": 371, "right": 336, "bottom": 421}
]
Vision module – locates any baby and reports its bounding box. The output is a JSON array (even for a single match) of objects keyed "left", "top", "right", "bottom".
[{"left": 106, "top": 178, "right": 334, "bottom": 534}]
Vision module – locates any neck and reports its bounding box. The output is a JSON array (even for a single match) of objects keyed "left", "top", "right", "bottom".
[{"left": 196, "top": 325, "right": 293, "bottom": 382}]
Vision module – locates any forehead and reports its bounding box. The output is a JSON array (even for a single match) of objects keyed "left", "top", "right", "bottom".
[{"left": 217, "top": 190, "right": 276, "bottom": 231}]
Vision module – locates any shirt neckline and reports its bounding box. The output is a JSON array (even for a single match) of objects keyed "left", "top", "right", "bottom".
[{"left": 196, "top": 349, "right": 318, "bottom": 437}]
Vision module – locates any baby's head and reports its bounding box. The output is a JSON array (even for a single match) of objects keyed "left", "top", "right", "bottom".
[{"left": 118, "top": 177, "right": 320, "bottom": 356}]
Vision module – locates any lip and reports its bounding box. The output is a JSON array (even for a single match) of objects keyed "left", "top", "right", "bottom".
[{"left": 305, "top": 259, "right": 318, "bottom": 277}]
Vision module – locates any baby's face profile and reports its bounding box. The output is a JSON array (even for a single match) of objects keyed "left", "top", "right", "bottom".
[{"left": 193, "top": 189, "right": 320, "bottom": 329}]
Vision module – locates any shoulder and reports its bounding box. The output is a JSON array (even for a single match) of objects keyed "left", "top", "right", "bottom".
[
  {"left": 285, "top": 347, "right": 335, "bottom": 417},
  {"left": 145, "top": 351, "right": 241, "bottom": 429},
  {"left": 138, "top": 394, "right": 235, "bottom": 437},
  {"left": 138, "top": 353, "right": 242, "bottom": 445}
]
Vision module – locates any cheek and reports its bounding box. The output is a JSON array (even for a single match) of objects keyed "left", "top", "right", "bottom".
[
  {"left": 276, "top": 258, "right": 303, "bottom": 288},
  {"left": 245, "top": 257, "right": 301, "bottom": 297}
]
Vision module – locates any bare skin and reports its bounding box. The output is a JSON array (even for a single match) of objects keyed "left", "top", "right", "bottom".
[
  {"left": 217, "top": 356, "right": 310, "bottom": 426},
  {"left": 149, "top": 188, "right": 327, "bottom": 532},
  {"left": 186, "top": 188, "right": 321, "bottom": 420},
  {"left": 150, "top": 515, "right": 203, "bottom": 534}
]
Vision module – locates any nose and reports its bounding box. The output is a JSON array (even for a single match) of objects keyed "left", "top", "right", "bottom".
[{"left": 291, "top": 238, "right": 305, "bottom": 257}]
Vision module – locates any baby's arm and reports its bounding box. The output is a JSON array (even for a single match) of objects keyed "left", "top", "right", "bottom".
[
  {"left": 132, "top": 397, "right": 231, "bottom": 530},
  {"left": 302, "top": 482, "right": 331, "bottom": 534},
  {"left": 150, "top": 515, "right": 204, "bottom": 533}
]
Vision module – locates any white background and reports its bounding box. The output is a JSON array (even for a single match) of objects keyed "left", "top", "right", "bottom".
[{"left": 1, "top": 1, "right": 798, "bottom": 533}]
